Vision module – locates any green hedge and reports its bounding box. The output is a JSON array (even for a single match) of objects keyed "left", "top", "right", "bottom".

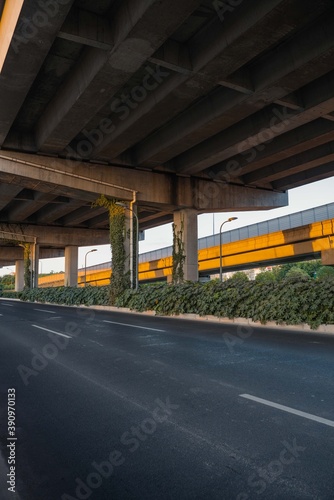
[
  {"left": 12, "top": 276, "right": 334, "bottom": 329},
  {"left": 18, "top": 286, "right": 111, "bottom": 306},
  {"left": 116, "top": 276, "right": 334, "bottom": 329}
]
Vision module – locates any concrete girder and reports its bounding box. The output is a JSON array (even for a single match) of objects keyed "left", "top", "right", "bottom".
[
  {"left": 243, "top": 141, "right": 334, "bottom": 185},
  {"left": 131, "top": 11, "right": 334, "bottom": 167},
  {"left": 87, "top": 213, "right": 109, "bottom": 229},
  {"left": 0, "top": 223, "right": 109, "bottom": 247},
  {"left": 95, "top": 0, "right": 296, "bottom": 161},
  {"left": 8, "top": 192, "right": 58, "bottom": 222},
  {"left": 62, "top": 206, "right": 107, "bottom": 226},
  {"left": 148, "top": 40, "right": 193, "bottom": 75},
  {"left": 36, "top": 201, "right": 86, "bottom": 224},
  {"left": 57, "top": 7, "right": 113, "bottom": 50},
  {"left": 0, "top": 152, "right": 288, "bottom": 212},
  {"left": 0, "top": 0, "right": 75, "bottom": 145},
  {"left": 273, "top": 163, "right": 334, "bottom": 191},
  {"left": 34, "top": 0, "right": 201, "bottom": 152},
  {"left": 174, "top": 70, "right": 334, "bottom": 175},
  {"left": 0, "top": 247, "right": 23, "bottom": 260},
  {"left": 83, "top": 71, "right": 189, "bottom": 159},
  {"left": 0, "top": 247, "right": 64, "bottom": 261},
  {"left": 205, "top": 118, "right": 334, "bottom": 179},
  {"left": 0, "top": 184, "right": 23, "bottom": 211}
]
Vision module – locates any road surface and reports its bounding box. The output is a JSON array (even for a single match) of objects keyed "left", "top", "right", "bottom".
[{"left": 0, "top": 299, "right": 333, "bottom": 499}]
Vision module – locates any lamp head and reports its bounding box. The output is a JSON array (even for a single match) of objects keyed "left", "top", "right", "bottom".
[{"left": 228, "top": 217, "right": 238, "bottom": 222}]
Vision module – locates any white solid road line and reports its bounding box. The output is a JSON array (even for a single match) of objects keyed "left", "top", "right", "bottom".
[
  {"left": 1, "top": 303, "right": 13, "bottom": 307},
  {"left": 32, "top": 325, "right": 72, "bottom": 339},
  {"left": 34, "top": 308, "right": 57, "bottom": 314},
  {"left": 240, "top": 394, "right": 334, "bottom": 428},
  {"left": 103, "top": 320, "right": 165, "bottom": 332}
]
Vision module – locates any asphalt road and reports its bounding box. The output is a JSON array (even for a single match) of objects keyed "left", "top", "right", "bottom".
[{"left": 0, "top": 298, "right": 333, "bottom": 500}]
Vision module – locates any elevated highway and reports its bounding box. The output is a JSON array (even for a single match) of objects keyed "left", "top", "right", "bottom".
[
  {"left": 2, "top": 0, "right": 334, "bottom": 282},
  {"left": 38, "top": 204, "right": 334, "bottom": 286}
]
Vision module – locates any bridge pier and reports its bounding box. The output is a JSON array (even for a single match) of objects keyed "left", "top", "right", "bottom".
[
  {"left": 322, "top": 249, "right": 334, "bottom": 265},
  {"left": 173, "top": 209, "right": 198, "bottom": 282},
  {"left": 65, "top": 246, "right": 79, "bottom": 287},
  {"left": 15, "top": 260, "right": 24, "bottom": 292}
]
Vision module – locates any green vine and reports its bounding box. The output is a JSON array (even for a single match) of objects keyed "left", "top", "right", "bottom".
[
  {"left": 172, "top": 217, "right": 186, "bottom": 284},
  {"left": 23, "top": 243, "right": 31, "bottom": 289},
  {"left": 93, "top": 195, "right": 130, "bottom": 303}
]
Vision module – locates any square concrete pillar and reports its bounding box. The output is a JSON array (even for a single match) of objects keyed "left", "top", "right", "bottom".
[
  {"left": 322, "top": 249, "right": 334, "bottom": 265},
  {"left": 173, "top": 209, "right": 198, "bottom": 282},
  {"left": 15, "top": 260, "right": 25, "bottom": 292},
  {"left": 65, "top": 246, "right": 78, "bottom": 287}
]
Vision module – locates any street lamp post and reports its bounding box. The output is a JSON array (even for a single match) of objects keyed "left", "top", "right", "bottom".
[
  {"left": 84, "top": 249, "right": 97, "bottom": 286},
  {"left": 219, "top": 217, "right": 238, "bottom": 282},
  {"left": 116, "top": 202, "right": 139, "bottom": 290}
]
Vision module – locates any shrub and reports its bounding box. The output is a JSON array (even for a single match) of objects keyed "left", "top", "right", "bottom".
[{"left": 13, "top": 274, "right": 334, "bottom": 329}]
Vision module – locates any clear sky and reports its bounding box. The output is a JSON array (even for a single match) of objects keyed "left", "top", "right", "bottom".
[{"left": 1, "top": 176, "right": 333, "bottom": 276}]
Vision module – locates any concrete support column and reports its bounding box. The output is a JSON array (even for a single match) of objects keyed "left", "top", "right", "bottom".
[
  {"left": 65, "top": 246, "right": 78, "bottom": 287},
  {"left": 322, "top": 249, "right": 334, "bottom": 265},
  {"left": 173, "top": 209, "right": 198, "bottom": 282},
  {"left": 15, "top": 260, "right": 24, "bottom": 292}
]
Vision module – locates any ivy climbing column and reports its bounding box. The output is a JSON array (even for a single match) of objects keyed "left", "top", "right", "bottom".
[{"left": 173, "top": 209, "right": 198, "bottom": 282}]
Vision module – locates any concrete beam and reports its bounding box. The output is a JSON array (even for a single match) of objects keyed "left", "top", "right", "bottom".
[
  {"left": 243, "top": 141, "right": 334, "bottom": 185},
  {"left": 8, "top": 192, "right": 58, "bottom": 222},
  {"left": 36, "top": 201, "right": 86, "bottom": 225},
  {"left": 148, "top": 40, "right": 192, "bottom": 75},
  {"left": 0, "top": 247, "right": 23, "bottom": 260},
  {"left": 0, "top": 184, "right": 23, "bottom": 211},
  {"left": 206, "top": 118, "right": 334, "bottom": 179},
  {"left": 0, "top": 152, "right": 288, "bottom": 212},
  {"left": 97, "top": 0, "right": 291, "bottom": 161},
  {"left": 133, "top": 12, "right": 334, "bottom": 167},
  {"left": 84, "top": 71, "right": 188, "bottom": 158},
  {"left": 273, "top": 162, "right": 334, "bottom": 191},
  {"left": 175, "top": 69, "right": 334, "bottom": 174},
  {"left": 62, "top": 206, "right": 107, "bottom": 226},
  {"left": 0, "top": 247, "right": 64, "bottom": 262},
  {"left": 35, "top": 0, "right": 201, "bottom": 152},
  {"left": 0, "top": 0, "right": 74, "bottom": 145},
  {"left": 0, "top": 223, "right": 109, "bottom": 247},
  {"left": 57, "top": 7, "right": 113, "bottom": 50}
]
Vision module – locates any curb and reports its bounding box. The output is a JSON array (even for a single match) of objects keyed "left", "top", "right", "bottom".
[
  {"left": 2, "top": 298, "right": 334, "bottom": 334},
  {"left": 85, "top": 305, "right": 334, "bottom": 334}
]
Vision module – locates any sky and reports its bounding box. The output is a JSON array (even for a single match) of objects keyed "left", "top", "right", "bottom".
[{"left": 1, "top": 176, "right": 334, "bottom": 276}]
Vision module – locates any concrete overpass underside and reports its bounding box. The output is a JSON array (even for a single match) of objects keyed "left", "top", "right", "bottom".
[{"left": 1, "top": 0, "right": 334, "bottom": 282}]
